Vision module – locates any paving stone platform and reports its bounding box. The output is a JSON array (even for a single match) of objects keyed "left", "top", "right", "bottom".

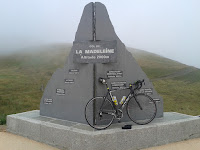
[{"left": 7, "top": 110, "right": 200, "bottom": 150}]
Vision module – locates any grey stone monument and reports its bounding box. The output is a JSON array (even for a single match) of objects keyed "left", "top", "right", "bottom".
[
  {"left": 8, "top": 3, "right": 200, "bottom": 150},
  {"left": 40, "top": 2, "right": 163, "bottom": 124}
]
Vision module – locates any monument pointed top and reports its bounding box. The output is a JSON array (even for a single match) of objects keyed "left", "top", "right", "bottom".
[
  {"left": 75, "top": 2, "right": 93, "bottom": 41},
  {"left": 75, "top": 2, "right": 119, "bottom": 42},
  {"left": 95, "top": 2, "right": 119, "bottom": 41}
]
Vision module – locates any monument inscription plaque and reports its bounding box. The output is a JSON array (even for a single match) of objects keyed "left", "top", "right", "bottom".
[
  {"left": 64, "top": 79, "right": 75, "bottom": 84},
  {"left": 56, "top": 89, "right": 65, "bottom": 95},
  {"left": 111, "top": 81, "right": 127, "bottom": 89},
  {"left": 73, "top": 40, "right": 117, "bottom": 63},
  {"left": 139, "top": 88, "right": 153, "bottom": 95},
  {"left": 69, "top": 69, "right": 79, "bottom": 74},
  {"left": 107, "top": 70, "right": 123, "bottom": 78},
  {"left": 44, "top": 98, "right": 53, "bottom": 105}
]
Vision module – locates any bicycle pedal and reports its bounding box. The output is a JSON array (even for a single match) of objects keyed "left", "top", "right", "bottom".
[
  {"left": 116, "top": 117, "right": 121, "bottom": 120},
  {"left": 122, "top": 125, "right": 132, "bottom": 129}
]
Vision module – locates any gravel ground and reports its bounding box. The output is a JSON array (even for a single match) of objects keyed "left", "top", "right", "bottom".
[
  {"left": 0, "top": 126, "right": 59, "bottom": 150},
  {"left": 0, "top": 125, "right": 6, "bottom": 132},
  {"left": 142, "top": 138, "right": 200, "bottom": 150},
  {"left": 1, "top": 125, "right": 200, "bottom": 150}
]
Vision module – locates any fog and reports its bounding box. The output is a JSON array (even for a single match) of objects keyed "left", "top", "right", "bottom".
[{"left": 0, "top": 0, "right": 200, "bottom": 68}]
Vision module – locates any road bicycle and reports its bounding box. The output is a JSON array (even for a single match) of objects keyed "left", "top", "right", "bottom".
[{"left": 85, "top": 77, "right": 157, "bottom": 130}]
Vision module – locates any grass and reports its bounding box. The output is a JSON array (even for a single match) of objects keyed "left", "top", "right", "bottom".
[
  {"left": 0, "top": 44, "right": 70, "bottom": 124},
  {"left": 129, "top": 48, "right": 187, "bottom": 79},
  {"left": 153, "top": 79, "right": 200, "bottom": 115},
  {"left": 0, "top": 114, "right": 6, "bottom": 125},
  {"left": 0, "top": 43, "right": 200, "bottom": 124},
  {"left": 175, "top": 69, "right": 200, "bottom": 83}
]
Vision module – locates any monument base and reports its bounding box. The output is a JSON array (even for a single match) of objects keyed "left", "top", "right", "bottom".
[{"left": 7, "top": 110, "right": 200, "bottom": 150}]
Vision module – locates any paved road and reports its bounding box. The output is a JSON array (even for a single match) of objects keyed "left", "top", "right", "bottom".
[
  {"left": 1, "top": 131, "right": 200, "bottom": 150},
  {"left": 0, "top": 132, "right": 59, "bottom": 150},
  {"left": 142, "top": 138, "right": 200, "bottom": 150},
  {"left": 0, "top": 125, "right": 200, "bottom": 150}
]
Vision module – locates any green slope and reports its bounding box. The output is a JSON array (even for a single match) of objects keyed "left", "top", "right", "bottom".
[
  {"left": 129, "top": 48, "right": 200, "bottom": 115},
  {"left": 128, "top": 47, "right": 189, "bottom": 79},
  {"left": 0, "top": 44, "right": 199, "bottom": 124}
]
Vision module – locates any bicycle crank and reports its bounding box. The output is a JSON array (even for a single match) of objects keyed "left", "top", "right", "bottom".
[{"left": 116, "top": 109, "right": 123, "bottom": 120}]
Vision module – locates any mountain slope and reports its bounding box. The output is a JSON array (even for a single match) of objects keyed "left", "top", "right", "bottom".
[
  {"left": 128, "top": 48, "right": 196, "bottom": 79},
  {"left": 0, "top": 43, "right": 199, "bottom": 124}
]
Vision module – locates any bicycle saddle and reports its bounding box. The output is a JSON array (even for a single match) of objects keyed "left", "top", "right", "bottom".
[{"left": 99, "top": 77, "right": 107, "bottom": 84}]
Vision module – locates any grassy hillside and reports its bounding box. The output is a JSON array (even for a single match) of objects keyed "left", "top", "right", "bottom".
[
  {"left": 128, "top": 48, "right": 189, "bottom": 79},
  {"left": 129, "top": 48, "right": 200, "bottom": 115},
  {"left": 0, "top": 44, "right": 71, "bottom": 124},
  {"left": 0, "top": 44, "right": 200, "bottom": 124}
]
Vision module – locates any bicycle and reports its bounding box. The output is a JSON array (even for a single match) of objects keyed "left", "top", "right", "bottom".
[{"left": 85, "top": 77, "right": 157, "bottom": 130}]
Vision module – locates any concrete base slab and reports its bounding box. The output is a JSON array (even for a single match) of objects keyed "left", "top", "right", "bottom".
[{"left": 7, "top": 110, "right": 200, "bottom": 150}]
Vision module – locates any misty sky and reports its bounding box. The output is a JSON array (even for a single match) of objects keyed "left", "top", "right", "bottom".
[{"left": 0, "top": 0, "right": 200, "bottom": 68}]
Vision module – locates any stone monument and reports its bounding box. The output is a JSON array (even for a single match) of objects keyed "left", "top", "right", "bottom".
[
  {"left": 40, "top": 2, "right": 163, "bottom": 123},
  {"left": 7, "top": 2, "right": 200, "bottom": 150}
]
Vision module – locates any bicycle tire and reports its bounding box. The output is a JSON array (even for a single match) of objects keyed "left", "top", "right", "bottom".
[
  {"left": 85, "top": 97, "right": 115, "bottom": 130},
  {"left": 127, "top": 93, "right": 157, "bottom": 125}
]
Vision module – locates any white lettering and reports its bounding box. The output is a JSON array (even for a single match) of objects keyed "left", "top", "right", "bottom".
[
  {"left": 76, "top": 50, "right": 82, "bottom": 54},
  {"left": 81, "top": 56, "right": 96, "bottom": 59},
  {"left": 85, "top": 50, "right": 90, "bottom": 54},
  {"left": 84, "top": 48, "right": 114, "bottom": 54},
  {"left": 97, "top": 55, "right": 109, "bottom": 59},
  {"left": 96, "top": 45, "right": 100, "bottom": 48}
]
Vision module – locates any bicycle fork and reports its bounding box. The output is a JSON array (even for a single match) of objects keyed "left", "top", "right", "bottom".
[
  {"left": 123, "top": 94, "right": 143, "bottom": 111},
  {"left": 135, "top": 98, "right": 143, "bottom": 110}
]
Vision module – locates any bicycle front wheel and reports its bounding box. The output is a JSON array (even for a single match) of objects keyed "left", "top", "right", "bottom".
[
  {"left": 127, "top": 94, "right": 157, "bottom": 125},
  {"left": 85, "top": 97, "right": 115, "bottom": 130}
]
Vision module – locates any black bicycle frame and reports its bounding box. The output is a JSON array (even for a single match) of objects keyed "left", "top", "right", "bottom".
[
  {"left": 99, "top": 84, "right": 143, "bottom": 117},
  {"left": 99, "top": 86, "right": 133, "bottom": 114}
]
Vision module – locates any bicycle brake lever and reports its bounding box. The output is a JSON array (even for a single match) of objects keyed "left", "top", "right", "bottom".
[{"left": 142, "top": 79, "right": 145, "bottom": 85}]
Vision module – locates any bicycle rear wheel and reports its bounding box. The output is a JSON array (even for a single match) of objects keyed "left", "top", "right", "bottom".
[
  {"left": 85, "top": 97, "right": 115, "bottom": 130},
  {"left": 127, "top": 94, "right": 157, "bottom": 125}
]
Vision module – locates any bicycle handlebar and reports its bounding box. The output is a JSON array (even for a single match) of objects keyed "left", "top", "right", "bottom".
[{"left": 132, "top": 79, "right": 145, "bottom": 90}]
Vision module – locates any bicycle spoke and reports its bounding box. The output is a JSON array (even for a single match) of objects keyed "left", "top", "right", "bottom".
[
  {"left": 85, "top": 97, "right": 115, "bottom": 130},
  {"left": 127, "top": 94, "right": 157, "bottom": 125}
]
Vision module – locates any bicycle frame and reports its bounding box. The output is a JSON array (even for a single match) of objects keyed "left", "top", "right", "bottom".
[{"left": 100, "top": 84, "right": 135, "bottom": 116}]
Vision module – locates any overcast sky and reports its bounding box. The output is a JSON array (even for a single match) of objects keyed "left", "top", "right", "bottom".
[{"left": 0, "top": 0, "right": 200, "bottom": 68}]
